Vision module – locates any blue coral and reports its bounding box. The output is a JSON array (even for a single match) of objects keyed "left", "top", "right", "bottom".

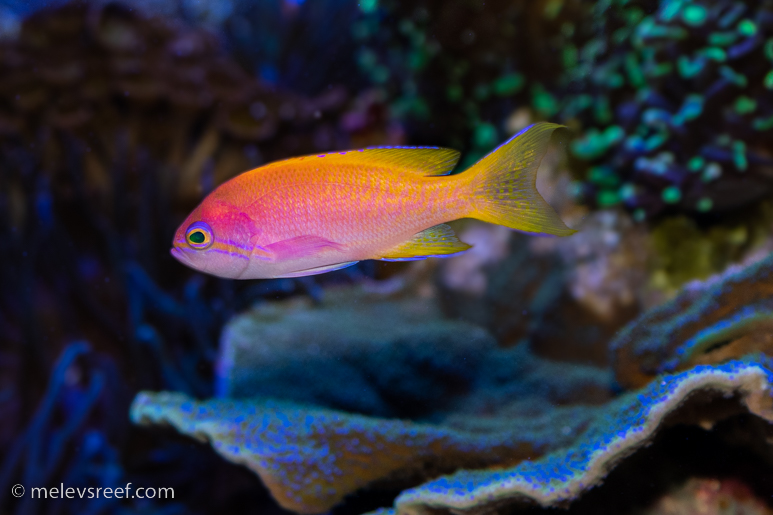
[
  {"left": 611, "top": 251, "right": 773, "bottom": 386},
  {"left": 390, "top": 358, "right": 773, "bottom": 513}
]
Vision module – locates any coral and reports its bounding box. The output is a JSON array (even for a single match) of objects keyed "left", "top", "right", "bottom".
[
  {"left": 130, "top": 391, "right": 587, "bottom": 514},
  {"left": 563, "top": 0, "right": 773, "bottom": 219},
  {"left": 385, "top": 358, "right": 773, "bottom": 515},
  {"left": 612, "top": 251, "right": 773, "bottom": 389}
]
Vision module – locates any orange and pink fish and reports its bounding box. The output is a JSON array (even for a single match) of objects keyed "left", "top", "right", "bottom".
[{"left": 171, "top": 122, "right": 575, "bottom": 279}]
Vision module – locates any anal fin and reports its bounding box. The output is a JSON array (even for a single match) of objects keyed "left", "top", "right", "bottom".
[
  {"left": 274, "top": 261, "right": 359, "bottom": 278},
  {"left": 379, "top": 224, "right": 471, "bottom": 261}
]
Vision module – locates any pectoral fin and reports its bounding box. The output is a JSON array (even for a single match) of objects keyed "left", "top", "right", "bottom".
[
  {"left": 378, "top": 224, "right": 471, "bottom": 262},
  {"left": 274, "top": 261, "right": 359, "bottom": 278},
  {"left": 265, "top": 235, "right": 345, "bottom": 261}
]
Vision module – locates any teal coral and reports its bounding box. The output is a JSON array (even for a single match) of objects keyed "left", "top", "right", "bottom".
[
  {"left": 563, "top": 0, "right": 773, "bottom": 217},
  {"left": 387, "top": 358, "right": 773, "bottom": 514}
]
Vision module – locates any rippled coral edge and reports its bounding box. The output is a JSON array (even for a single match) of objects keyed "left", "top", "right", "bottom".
[{"left": 384, "top": 359, "right": 773, "bottom": 515}]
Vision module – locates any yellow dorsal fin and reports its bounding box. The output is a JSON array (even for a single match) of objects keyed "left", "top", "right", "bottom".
[
  {"left": 379, "top": 224, "right": 472, "bottom": 261},
  {"left": 263, "top": 146, "right": 461, "bottom": 176}
]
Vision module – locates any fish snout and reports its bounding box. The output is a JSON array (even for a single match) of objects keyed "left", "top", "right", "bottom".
[{"left": 170, "top": 246, "right": 193, "bottom": 267}]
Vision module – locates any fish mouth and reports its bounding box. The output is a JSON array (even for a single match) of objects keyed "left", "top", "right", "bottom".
[{"left": 170, "top": 246, "right": 193, "bottom": 266}]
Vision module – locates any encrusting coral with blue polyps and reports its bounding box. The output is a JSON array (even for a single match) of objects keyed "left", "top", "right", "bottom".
[
  {"left": 388, "top": 358, "right": 773, "bottom": 515},
  {"left": 612, "top": 250, "right": 773, "bottom": 388},
  {"left": 132, "top": 357, "right": 773, "bottom": 514}
]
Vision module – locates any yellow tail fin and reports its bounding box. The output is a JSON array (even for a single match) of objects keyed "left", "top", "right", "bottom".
[{"left": 466, "top": 122, "right": 576, "bottom": 236}]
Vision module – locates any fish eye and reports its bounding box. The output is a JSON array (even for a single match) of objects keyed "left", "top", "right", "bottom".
[{"left": 185, "top": 221, "right": 214, "bottom": 250}]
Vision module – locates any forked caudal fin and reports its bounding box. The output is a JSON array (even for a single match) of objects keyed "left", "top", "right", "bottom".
[{"left": 466, "top": 122, "right": 576, "bottom": 236}]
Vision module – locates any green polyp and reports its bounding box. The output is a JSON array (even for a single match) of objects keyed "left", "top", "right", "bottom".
[
  {"left": 708, "top": 32, "right": 738, "bottom": 47},
  {"left": 660, "top": 0, "right": 682, "bottom": 22},
  {"left": 733, "top": 140, "right": 748, "bottom": 171},
  {"left": 682, "top": 4, "right": 707, "bottom": 26},
  {"left": 572, "top": 129, "right": 610, "bottom": 160},
  {"left": 701, "top": 47, "right": 726, "bottom": 62},
  {"left": 604, "top": 125, "right": 625, "bottom": 145},
  {"left": 532, "top": 85, "right": 558, "bottom": 116},
  {"left": 589, "top": 165, "right": 619, "bottom": 187},
  {"left": 662, "top": 186, "right": 682, "bottom": 204},
  {"left": 597, "top": 189, "right": 620, "bottom": 207},
  {"left": 764, "top": 70, "right": 773, "bottom": 90},
  {"left": 407, "top": 50, "right": 427, "bottom": 71},
  {"left": 607, "top": 73, "right": 625, "bottom": 88},
  {"left": 595, "top": 97, "right": 613, "bottom": 124},
  {"left": 738, "top": 19, "right": 757, "bottom": 37},
  {"left": 702, "top": 162, "right": 722, "bottom": 182},
  {"left": 652, "top": 62, "right": 673, "bottom": 76},
  {"left": 753, "top": 114, "right": 773, "bottom": 131},
  {"left": 720, "top": 66, "right": 747, "bottom": 87},
  {"left": 619, "top": 183, "right": 637, "bottom": 200},
  {"left": 645, "top": 131, "right": 667, "bottom": 151},
  {"left": 688, "top": 156, "right": 705, "bottom": 172},
  {"left": 696, "top": 197, "right": 713, "bottom": 212},
  {"left": 678, "top": 56, "right": 705, "bottom": 78},
  {"left": 492, "top": 73, "right": 524, "bottom": 96},
  {"left": 474, "top": 123, "right": 498, "bottom": 148},
  {"left": 766, "top": 40, "right": 773, "bottom": 60},
  {"left": 679, "top": 94, "right": 704, "bottom": 121},
  {"left": 734, "top": 96, "right": 756, "bottom": 114},
  {"left": 633, "top": 208, "right": 646, "bottom": 222},
  {"left": 625, "top": 53, "right": 645, "bottom": 88},
  {"left": 359, "top": 0, "right": 378, "bottom": 13},
  {"left": 613, "top": 27, "right": 630, "bottom": 44}
]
